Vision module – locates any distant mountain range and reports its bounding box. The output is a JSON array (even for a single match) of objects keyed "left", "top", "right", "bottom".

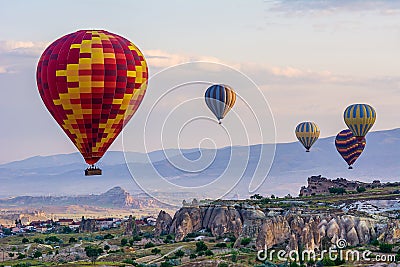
[
  {"left": 0, "top": 186, "right": 167, "bottom": 209},
  {"left": 1, "top": 128, "right": 399, "bottom": 198}
]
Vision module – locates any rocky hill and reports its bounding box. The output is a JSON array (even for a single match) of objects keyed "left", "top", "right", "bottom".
[
  {"left": 0, "top": 186, "right": 166, "bottom": 209},
  {"left": 299, "top": 175, "right": 397, "bottom": 196},
  {"left": 155, "top": 204, "right": 400, "bottom": 251}
]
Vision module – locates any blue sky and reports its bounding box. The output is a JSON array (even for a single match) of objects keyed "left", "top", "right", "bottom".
[{"left": 0, "top": 0, "right": 399, "bottom": 163}]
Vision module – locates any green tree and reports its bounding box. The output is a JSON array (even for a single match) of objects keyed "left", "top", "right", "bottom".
[
  {"left": 174, "top": 249, "right": 185, "bottom": 258},
  {"left": 121, "top": 238, "right": 128, "bottom": 246},
  {"left": 371, "top": 239, "right": 379, "bottom": 246},
  {"left": 329, "top": 187, "right": 346, "bottom": 195},
  {"left": 196, "top": 241, "right": 208, "bottom": 252},
  {"left": 33, "top": 250, "right": 42, "bottom": 258},
  {"left": 189, "top": 253, "right": 197, "bottom": 259},
  {"left": 144, "top": 242, "right": 155, "bottom": 248},
  {"left": 215, "top": 242, "right": 227, "bottom": 248},
  {"left": 151, "top": 248, "right": 161, "bottom": 255},
  {"left": 69, "top": 237, "right": 77, "bottom": 243},
  {"left": 21, "top": 238, "right": 29, "bottom": 244},
  {"left": 250, "top": 194, "right": 263, "bottom": 200},
  {"left": 61, "top": 226, "right": 72, "bottom": 233},
  {"left": 85, "top": 246, "right": 103, "bottom": 264},
  {"left": 33, "top": 238, "right": 44, "bottom": 244},
  {"left": 8, "top": 252, "right": 14, "bottom": 258},
  {"left": 357, "top": 186, "right": 366, "bottom": 193},
  {"left": 240, "top": 237, "right": 252, "bottom": 246},
  {"left": 104, "top": 244, "right": 110, "bottom": 251},
  {"left": 205, "top": 249, "right": 214, "bottom": 256},
  {"left": 17, "top": 253, "right": 26, "bottom": 259}
]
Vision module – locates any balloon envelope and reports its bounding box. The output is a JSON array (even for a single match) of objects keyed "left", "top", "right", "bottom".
[
  {"left": 295, "top": 122, "right": 320, "bottom": 152},
  {"left": 36, "top": 30, "right": 148, "bottom": 165},
  {"left": 335, "top": 129, "right": 366, "bottom": 169},
  {"left": 205, "top": 84, "right": 236, "bottom": 123},
  {"left": 344, "top": 104, "right": 376, "bottom": 138}
]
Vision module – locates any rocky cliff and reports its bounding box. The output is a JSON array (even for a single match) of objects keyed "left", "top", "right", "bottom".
[{"left": 156, "top": 205, "right": 400, "bottom": 251}]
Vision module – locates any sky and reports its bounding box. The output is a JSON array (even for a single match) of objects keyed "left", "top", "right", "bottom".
[{"left": 0, "top": 0, "right": 400, "bottom": 163}]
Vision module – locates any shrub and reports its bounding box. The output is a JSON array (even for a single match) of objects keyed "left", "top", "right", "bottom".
[
  {"left": 33, "top": 250, "right": 42, "bottom": 258},
  {"left": 329, "top": 187, "right": 346, "bottom": 195},
  {"left": 85, "top": 246, "right": 103, "bottom": 264},
  {"left": 132, "top": 235, "right": 142, "bottom": 242},
  {"left": 215, "top": 242, "right": 227, "bottom": 248},
  {"left": 371, "top": 239, "right": 379, "bottom": 246},
  {"left": 144, "top": 242, "right": 155, "bottom": 248},
  {"left": 231, "top": 252, "right": 237, "bottom": 262},
  {"left": 204, "top": 249, "right": 214, "bottom": 256},
  {"left": 104, "top": 244, "right": 110, "bottom": 251},
  {"left": 174, "top": 249, "right": 184, "bottom": 258},
  {"left": 45, "top": 236, "right": 61, "bottom": 243},
  {"left": 189, "top": 253, "right": 197, "bottom": 259},
  {"left": 103, "top": 233, "right": 114, "bottom": 239},
  {"left": 357, "top": 186, "right": 366, "bottom": 193},
  {"left": 241, "top": 237, "right": 252, "bottom": 246},
  {"left": 379, "top": 243, "right": 393, "bottom": 253},
  {"left": 69, "top": 237, "right": 77, "bottom": 243},
  {"left": 121, "top": 238, "right": 128, "bottom": 246},
  {"left": 33, "top": 238, "right": 44, "bottom": 244},
  {"left": 17, "top": 253, "right": 26, "bottom": 259},
  {"left": 196, "top": 241, "right": 208, "bottom": 252},
  {"left": 160, "top": 261, "right": 173, "bottom": 267},
  {"left": 151, "top": 248, "right": 161, "bottom": 255}
]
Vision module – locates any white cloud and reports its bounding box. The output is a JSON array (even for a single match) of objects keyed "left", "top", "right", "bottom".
[
  {"left": 0, "top": 40, "right": 48, "bottom": 57},
  {"left": 144, "top": 49, "right": 224, "bottom": 69}
]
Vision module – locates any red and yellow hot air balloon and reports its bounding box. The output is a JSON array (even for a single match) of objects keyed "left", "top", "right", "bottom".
[{"left": 36, "top": 30, "right": 148, "bottom": 175}]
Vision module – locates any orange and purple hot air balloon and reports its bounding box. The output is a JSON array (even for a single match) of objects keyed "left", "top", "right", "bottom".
[
  {"left": 335, "top": 129, "right": 366, "bottom": 169},
  {"left": 36, "top": 30, "right": 148, "bottom": 175}
]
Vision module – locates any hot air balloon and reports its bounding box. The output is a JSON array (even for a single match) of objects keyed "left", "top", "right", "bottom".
[
  {"left": 344, "top": 104, "right": 376, "bottom": 140},
  {"left": 335, "top": 129, "right": 366, "bottom": 169},
  {"left": 295, "top": 122, "right": 320, "bottom": 152},
  {"left": 36, "top": 30, "right": 148, "bottom": 175},
  {"left": 205, "top": 84, "right": 236, "bottom": 124}
]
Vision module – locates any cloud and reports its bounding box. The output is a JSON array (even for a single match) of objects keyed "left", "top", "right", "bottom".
[
  {"left": 0, "top": 40, "right": 48, "bottom": 57},
  {"left": 144, "top": 49, "right": 224, "bottom": 69},
  {"left": 267, "top": 0, "right": 400, "bottom": 16},
  {"left": 0, "top": 66, "right": 7, "bottom": 74},
  {"left": 144, "top": 49, "right": 400, "bottom": 91},
  {"left": 0, "top": 65, "right": 15, "bottom": 74}
]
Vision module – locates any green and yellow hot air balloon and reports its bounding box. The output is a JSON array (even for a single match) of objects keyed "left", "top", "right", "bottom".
[
  {"left": 344, "top": 104, "right": 376, "bottom": 141},
  {"left": 295, "top": 122, "right": 320, "bottom": 152}
]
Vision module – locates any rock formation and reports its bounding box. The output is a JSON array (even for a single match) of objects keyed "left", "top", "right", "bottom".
[
  {"left": 154, "top": 210, "right": 173, "bottom": 236},
  {"left": 124, "top": 215, "right": 140, "bottom": 235},
  {"left": 156, "top": 205, "right": 397, "bottom": 251}
]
